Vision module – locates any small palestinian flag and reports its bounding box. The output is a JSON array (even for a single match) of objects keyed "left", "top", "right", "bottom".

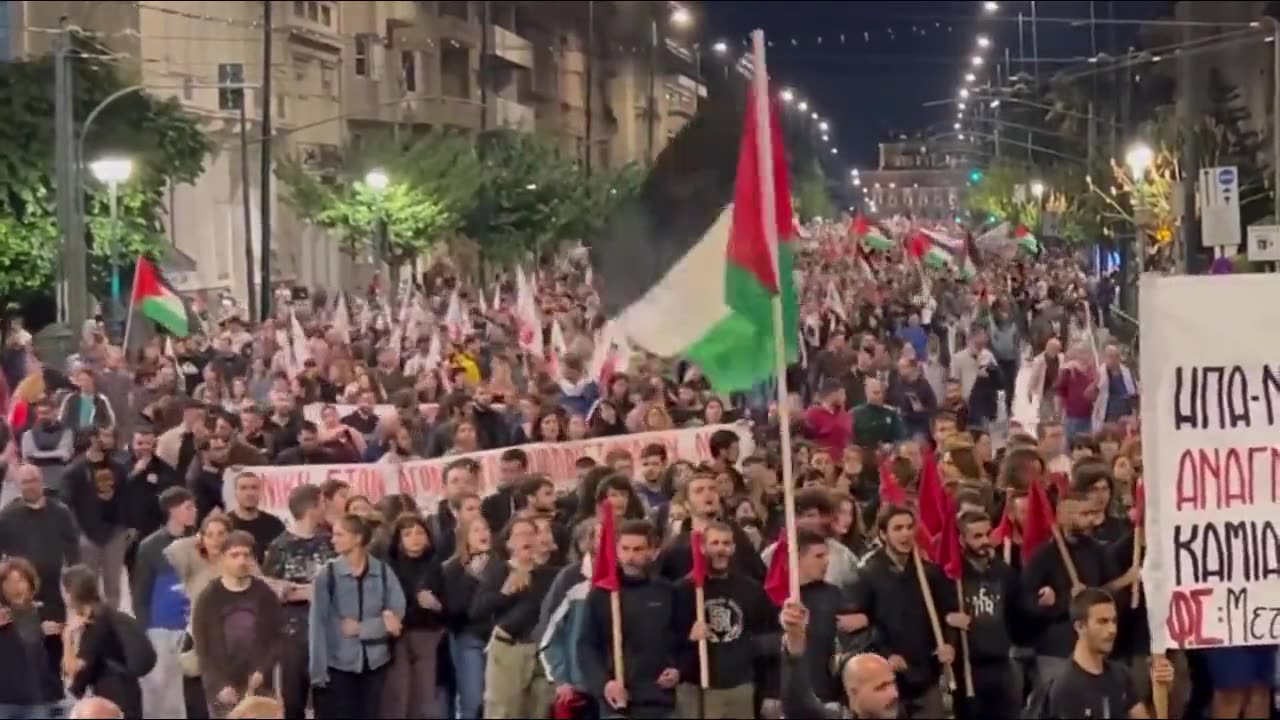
[
  {"left": 1016, "top": 225, "right": 1040, "bottom": 254},
  {"left": 591, "top": 76, "right": 797, "bottom": 392},
  {"left": 908, "top": 233, "right": 954, "bottom": 271},
  {"left": 852, "top": 214, "right": 894, "bottom": 252},
  {"left": 131, "top": 257, "right": 200, "bottom": 337}
]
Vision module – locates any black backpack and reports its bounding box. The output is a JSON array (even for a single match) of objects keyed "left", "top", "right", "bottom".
[{"left": 106, "top": 610, "right": 158, "bottom": 678}]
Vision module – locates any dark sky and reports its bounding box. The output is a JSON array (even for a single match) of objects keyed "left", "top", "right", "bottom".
[{"left": 704, "top": 1, "right": 1171, "bottom": 168}]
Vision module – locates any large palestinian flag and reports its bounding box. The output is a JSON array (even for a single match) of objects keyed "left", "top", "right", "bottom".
[
  {"left": 852, "top": 214, "right": 894, "bottom": 252},
  {"left": 591, "top": 82, "right": 797, "bottom": 392},
  {"left": 131, "top": 257, "right": 200, "bottom": 337}
]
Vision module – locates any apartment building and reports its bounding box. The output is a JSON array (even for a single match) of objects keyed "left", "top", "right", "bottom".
[
  {"left": 855, "top": 134, "right": 969, "bottom": 221},
  {"left": 5, "top": 0, "right": 705, "bottom": 304}
]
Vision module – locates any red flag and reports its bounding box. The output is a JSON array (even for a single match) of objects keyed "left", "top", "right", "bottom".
[
  {"left": 592, "top": 500, "right": 620, "bottom": 592},
  {"left": 691, "top": 529, "right": 708, "bottom": 588},
  {"left": 879, "top": 458, "right": 907, "bottom": 506},
  {"left": 1048, "top": 471, "right": 1070, "bottom": 499},
  {"left": 1130, "top": 479, "right": 1146, "bottom": 527},
  {"left": 917, "top": 451, "right": 947, "bottom": 537},
  {"left": 1021, "top": 478, "right": 1057, "bottom": 565},
  {"left": 991, "top": 499, "right": 1016, "bottom": 545},
  {"left": 934, "top": 494, "right": 963, "bottom": 581},
  {"left": 764, "top": 535, "right": 790, "bottom": 607}
]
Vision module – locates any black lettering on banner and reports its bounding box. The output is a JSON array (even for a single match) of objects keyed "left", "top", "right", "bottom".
[
  {"left": 1173, "top": 520, "right": 1280, "bottom": 585},
  {"left": 1175, "top": 366, "right": 1198, "bottom": 430},
  {"left": 1205, "top": 366, "right": 1224, "bottom": 429},
  {"left": 1226, "top": 587, "right": 1280, "bottom": 644},
  {"left": 1227, "top": 366, "right": 1252, "bottom": 428},
  {"left": 1264, "top": 365, "right": 1280, "bottom": 426}
]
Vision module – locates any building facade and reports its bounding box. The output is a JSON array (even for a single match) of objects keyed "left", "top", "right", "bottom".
[
  {"left": 5, "top": 0, "right": 705, "bottom": 305},
  {"left": 855, "top": 134, "right": 969, "bottom": 220}
]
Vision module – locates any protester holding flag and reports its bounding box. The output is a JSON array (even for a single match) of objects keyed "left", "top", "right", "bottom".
[
  {"left": 949, "top": 509, "right": 1020, "bottom": 720},
  {"left": 672, "top": 521, "right": 778, "bottom": 719},
  {"left": 658, "top": 469, "right": 766, "bottom": 583}
]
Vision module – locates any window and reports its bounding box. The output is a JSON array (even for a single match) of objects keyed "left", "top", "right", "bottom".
[
  {"left": 294, "top": 1, "right": 305, "bottom": 16},
  {"left": 217, "top": 62, "right": 245, "bottom": 111},
  {"left": 354, "top": 35, "right": 368, "bottom": 76},
  {"left": 294, "top": 55, "right": 308, "bottom": 82},
  {"left": 307, "top": 1, "right": 319, "bottom": 21},
  {"left": 320, "top": 4, "right": 331, "bottom": 26},
  {"left": 402, "top": 51, "right": 417, "bottom": 93},
  {"left": 276, "top": 93, "right": 287, "bottom": 119},
  {"left": 320, "top": 63, "right": 334, "bottom": 96},
  {"left": 182, "top": 75, "right": 194, "bottom": 100}
]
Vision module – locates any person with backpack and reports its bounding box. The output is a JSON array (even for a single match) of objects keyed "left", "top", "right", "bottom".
[
  {"left": 308, "top": 513, "right": 407, "bottom": 720},
  {"left": 61, "top": 563, "right": 153, "bottom": 719},
  {"left": 190, "top": 530, "right": 285, "bottom": 719},
  {"left": 1032, "top": 587, "right": 1172, "bottom": 719}
]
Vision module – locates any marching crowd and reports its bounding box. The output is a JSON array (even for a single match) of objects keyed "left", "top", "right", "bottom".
[{"left": 0, "top": 218, "right": 1203, "bottom": 720}]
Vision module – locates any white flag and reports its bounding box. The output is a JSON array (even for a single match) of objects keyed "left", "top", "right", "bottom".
[
  {"left": 478, "top": 287, "right": 489, "bottom": 315},
  {"left": 332, "top": 293, "right": 352, "bottom": 346},
  {"left": 493, "top": 283, "right": 503, "bottom": 312},
  {"left": 289, "top": 307, "right": 311, "bottom": 375},
  {"left": 824, "top": 280, "right": 846, "bottom": 322},
  {"left": 515, "top": 266, "right": 543, "bottom": 356},
  {"left": 444, "top": 289, "right": 465, "bottom": 341},
  {"left": 425, "top": 329, "right": 443, "bottom": 372}
]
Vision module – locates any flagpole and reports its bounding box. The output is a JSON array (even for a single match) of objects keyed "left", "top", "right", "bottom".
[
  {"left": 749, "top": 30, "right": 800, "bottom": 601},
  {"left": 120, "top": 255, "right": 141, "bottom": 358}
]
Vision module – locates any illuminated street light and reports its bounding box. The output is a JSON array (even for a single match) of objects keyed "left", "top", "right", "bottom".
[
  {"left": 1030, "top": 180, "right": 1046, "bottom": 199},
  {"left": 780, "top": 88, "right": 794, "bottom": 103},
  {"left": 798, "top": 101, "right": 809, "bottom": 111},
  {"left": 958, "top": 134, "right": 966, "bottom": 140},
  {"left": 364, "top": 169, "right": 389, "bottom": 190},
  {"left": 91, "top": 157, "right": 133, "bottom": 184},
  {"left": 972, "top": 55, "right": 984, "bottom": 67},
  {"left": 953, "top": 122, "right": 961, "bottom": 130},
  {"left": 831, "top": 148, "right": 838, "bottom": 154},
  {"left": 984, "top": 1, "right": 999, "bottom": 13},
  {"left": 811, "top": 112, "right": 819, "bottom": 120},
  {"left": 821, "top": 134, "right": 829, "bottom": 142},
  {"left": 712, "top": 40, "right": 728, "bottom": 54},
  {"left": 819, "top": 121, "right": 829, "bottom": 132},
  {"left": 964, "top": 72, "right": 976, "bottom": 83},
  {"left": 1125, "top": 142, "right": 1155, "bottom": 179},
  {"left": 852, "top": 178, "right": 861, "bottom": 186},
  {"left": 989, "top": 99, "right": 1001, "bottom": 108},
  {"left": 977, "top": 35, "right": 991, "bottom": 49},
  {"left": 670, "top": 7, "right": 692, "bottom": 26},
  {"left": 959, "top": 88, "right": 970, "bottom": 99},
  {"left": 958, "top": 102, "right": 967, "bottom": 110}
]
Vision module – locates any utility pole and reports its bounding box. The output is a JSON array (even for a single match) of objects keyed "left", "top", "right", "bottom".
[
  {"left": 585, "top": 0, "right": 594, "bottom": 175},
  {"left": 44, "top": 23, "right": 84, "bottom": 364},
  {"left": 239, "top": 91, "right": 257, "bottom": 321},
  {"left": 647, "top": 7, "right": 657, "bottom": 162},
  {"left": 480, "top": 0, "right": 489, "bottom": 131},
  {"left": 259, "top": 0, "right": 273, "bottom": 320}
]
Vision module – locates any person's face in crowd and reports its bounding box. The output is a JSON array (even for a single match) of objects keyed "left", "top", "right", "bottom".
[
  {"left": 794, "top": 444, "right": 811, "bottom": 469},
  {"left": 617, "top": 532, "right": 653, "bottom": 577},
  {"left": 321, "top": 407, "right": 339, "bottom": 429},
  {"left": 1087, "top": 478, "right": 1112, "bottom": 512},
  {"left": 897, "top": 358, "right": 918, "bottom": 382},
  {"left": 132, "top": 431, "right": 156, "bottom": 457},
  {"left": 1071, "top": 443, "right": 1096, "bottom": 462},
  {"left": 610, "top": 377, "right": 629, "bottom": 400},
  {"left": 93, "top": 429, "right": 115, "bottom": 454},
  {"left": 733, "top": 500, "right": 758, "bottom": 524},
  {"left": 721, "top": 440, "right": 741, "bottom": 465},
  {"left": 567, "top": 414, "right": 588, "bottom": 440},
  {"left": 1099, "top": 439, "right": 1120, "bottom": 463},
  {"left": 705, "top": 527, "right": 735, "bottom": 573},
  {"left": 222, "top": 541, "right": 255, "bottom": 579},
  {"left": 1, "top": 568, "right": 34, "bottom": 607},
  {"left": 298, "top": 428, "right": 319, "bottom": 454},
  {"left": 811, "top": 450, "right": 833, "bottom": 478},
  {"left": 1062, "top": 496, "right": 1101, "bottom": 536},
  {"left": 272, "top": 392, "right": 294, "bottom": 418},
  {"left": 215, "top": 416, "right": 237, "bottom": 442},
  {"left": 644, "top": 406, "right": 668, "bottom": 430},
  {"left": 640, "top": 454, "right": 665, "bottom": 484},
  {"left": 848, "top": 655, "right": 901, "bottom": 720},
  {"left": 240, "top": 411, "right": 262, "bottom": 436},
  {"left": 531, "top": 483, "right": 556, "bottom": 514},
  {"left": 943, "top": 380, "right": 963, "bottom": 406},
  {"left": 974, "top": 433, "right": 992, "bottom": 465},
  {"left": 962, "top": 518, "right": 994, "bottom": 560},
  {"left": 508, "top": 521, "right": 537, "bottom": 566},
  {"left": 704, "top": 399, "right": 724, "bottom": 424},
  {"left": 611, "top": 455, "right": 634, "bottom": 478},
  {"left": 562, "top": 363, "right": 582, "bottom": 384},
  {"left": 797, "top": 507, "right": 829, "bottom": 535},
  {"left": 203, "top": 365, "right": 220, "bottom": 386},
  {"left": 532, "top": 518, "right": 556, "bottom": 563},
  {"left": 235, "top": 475, "right": 263, "bottom": 512},
  {"left": 880, "top": 512, "right": 917, "bottom": 556},
  {"left": 841, "top": 447, "right": 864, "bottom": 477},
  {"left": 331, "top": 521, "right": 361, "bottom": 555},
  {"left": 172, "top": 499, "right": 198, "bottom": 530},
  {"left": 400, "top": 522, "right": 430, "bottom": 557},
  {"left": 599, "top": 402, "right": 618, "bottom": 424},
  {"left": 714, "top": 471, "right": 736, "bottom": 499},
  {"left": 458, "top": 496, "right": 482, "bottom": 526},
  {"left": 453, "top": 421, "right": 478, "bottom": 449},
  {"left": 687, "top": 476, "right": 720, "bottom": 518},
  {"left": 1112, "top": 456, "right": 1134, "bottom": 484},
  {"left": 897, "top": 441, "right": 921, "bottom": 470},
  {"left": 1104, "top": 345, "right": 1122, "bottom": 369},
  {"left": 76, "top": 370, "right": 95, "bottom": 394},
  {"left": 674, "top": 462, "right": 695, "bottom": 487},
  {"left": 445, "top": 467, "right": 476, "bottom": 502},
  {"left": 969, "top": 328, "right": 988, "bottom": 350},
  {"left": 797, "top": 541, "right": 830, "bottom": 584},
  {"left": 1078, "top": 601, "right": 1118, "bottom": 656},
  {"left": 34, "top": 402, "right": 54, "bottom": 425},
  {"left": 17, "top": 465, "right": 44, "bottom": 505},
  {"left": 201, "top": 521, "right": 228, "bottom": 556},
  {"left": 605, "top": 487, "right": 630, "bottom": 518},
  {"left": 358, "top": 391, "right": 376, "bottom": 415},
  {"left": 539, "top": 414, "right": 562, "bottom": 441},
  {"left": 1040, "top": 424, "right": 1066, "bottom": 456},
  {"left": 205, "top": 436, "right": 230, "bottom": 466},
  {"left": 498, "top": 457, "right": 527, "bottom": 485},
  {"left": 833, "top": 499, "right": 855, "bottom": 538},
  {"left": 865, "top": 378, "right": 885, "bottom": 405}
]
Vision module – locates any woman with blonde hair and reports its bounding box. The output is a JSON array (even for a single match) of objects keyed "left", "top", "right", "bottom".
[{"left": 642, "top": 403, "right": 674, "bottom": 432}]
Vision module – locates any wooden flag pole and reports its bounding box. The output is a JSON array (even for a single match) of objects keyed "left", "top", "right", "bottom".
[
  {"left": 695, "top": 585, "right": 710, "bottom": 690},
  {"left": 955, "top": 577, "right": 974, "bottom": 698},
  {"left": 120, "top": 256, "right": 141, "bottom": 357},
  {"left": 609, "top": 590, "right": 626, "bottom": 686},
  {"left": 913, "top": 547, "right": 956, "bottom": 691},
  {"left": 1049, "top": 525, "right": 1081, "bottom": 588},
  {"left": 751, "top": 29, "right": 801, "bottom": 602},
  {"left": 1131, "top": 530, "right": 1144, "bottom": 609},
  {"left": 1152, "top": 653, "right": 1170, "bottom": 719},
  {"left": 1002, "top": 536, "right": 1012, "bottom": 566}
]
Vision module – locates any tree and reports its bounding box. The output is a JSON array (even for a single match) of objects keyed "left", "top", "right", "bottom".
[
  {"left": 792, "top": 157, "right": 835, "bottom": 222},
  {"left": 277, "top": 130, "right": 485, "bottom": 284},
  {"left": 0, "top": 34, "right": 213, "bottom": 301}
]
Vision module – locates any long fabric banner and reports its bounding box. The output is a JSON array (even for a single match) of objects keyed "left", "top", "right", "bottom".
[
  {"left": 302, "top": 402, "right": 440, "bottom": 425},
  {"left": 1141, "top": 274, "right": 1280, "bottom": 652},
  {"left": 222, "top": 423, "right": 754, "bottom": 521}
]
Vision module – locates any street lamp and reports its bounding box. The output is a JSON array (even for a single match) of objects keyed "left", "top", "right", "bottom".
[
  {"left": 365, "top": 169, "right": 389, "bottom": 191},
  {"left": 670, "top": 7, "right": 692, "bottom": 26},
  {"left": 954, "top": 122, "right": 962, "bottom": 130},
  {"left": 958, "top": 102, "right": 967, "bottom": 110},
  {"left": 822, "top": 134, "right": 830, "bottom": 142},
  {"left": 852, "top": 178, "right": 861, "bottom": 186},
  {"left": 831, "top": 148, "right": 838, "bottom": 154},
  {"left": 90, "top": 156, "right": 133, "bottom": 326},
  {"left": 972, "top": 55, "right": 984, "bottom": 67},
  {"left": 1031, "top": 180, "right": 1046, "bottom": 199},
  {"left": 712, "top": 40, "right": 728, "bottom": 54},
  {"left": 1125, "top": 142, "right": 1155, "bottom": 179},
  {"left": 984, "top": 1, "right": 999, "bottom": 13},
  {"left": 964, "top": 72, "right": 976, "bottom": 83},
  {"left": 959, "top": 88, "right": 970, "bottom": 99},
  {"left": 797, "top": 101, "right": 809, "bottom": 111},
  {"left": 818, "top": 121, "right": 829, "bottom": 132},
  {"left": 989, "top": 99, "right": 1001, "bottom": 108},
  {"left": 780, "top": 88, "right": 795, "bottom": 103},
  {"left": 365, "top": 168, "right": 390, "bottom": 270},
  {"left": 977, "top": 35, "right": 991, "bottom": 49},
  {"left": 811, "top": 112, "right": 819, "bottom": 120}
]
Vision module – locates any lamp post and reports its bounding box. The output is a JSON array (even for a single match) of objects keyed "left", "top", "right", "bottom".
[
  {"left": 1125, "top": 143, "right": 1154, "bottom": 274},
  {"left": 90, "top": 156, "right": 133, "bottom": 336},
  {"left": 365, "top": 169, "right": 391, "bottom": 289}
]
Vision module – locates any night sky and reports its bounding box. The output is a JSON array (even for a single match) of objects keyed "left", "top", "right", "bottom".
[{"left": 704, "top": 1, "right": 1171, "bottom": 168}]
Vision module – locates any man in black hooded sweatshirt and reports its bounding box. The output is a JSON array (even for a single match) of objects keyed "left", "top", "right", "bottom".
[
  {"left": 950, "top": 510, "right": 1019, "bottom": 720},
  {"left": 579, "top": 519, "right": 681, "bottom": 719},
  {"left": 849, "top": 504, "right": 956, "bottom": 718}
]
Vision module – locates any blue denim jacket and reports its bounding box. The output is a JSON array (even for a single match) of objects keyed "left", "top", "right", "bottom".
[{"left": 308, "top": 555, "right": 407, "bottom": 685}]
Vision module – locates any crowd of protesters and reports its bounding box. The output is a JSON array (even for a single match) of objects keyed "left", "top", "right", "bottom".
[{"left": 0, "top": 216, "right": 1226, "bottom": 720}]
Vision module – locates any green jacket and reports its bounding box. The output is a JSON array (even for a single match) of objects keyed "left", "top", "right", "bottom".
[{"left": 852, "top": 402, "right": 905, "bottom": 448}]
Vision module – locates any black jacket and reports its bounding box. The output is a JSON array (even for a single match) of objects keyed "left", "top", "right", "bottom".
[
  {"left": 480, "top": 487, "right": 517, "bottom": 537},
  {"left": 121, "top": 455, "right": 181, "bottom": 540},
  {"left": 850, "top": 548, "right": 957, "bottom": 698},
  {"left": 0, "top": 606, "right": 63, "bottom": 705},
  {"left": 0, "top": 499, "right": 79, "bottom": 620},
  {"left": 61, "top": 456, "right": 128, "bottom": 545},
  {"left": 427, "top": 501, "right": 459, "bottom": 560},
  {"left": 1021, "top": 533, "right": 1116, "bottom": 658},
  {"left": 389, "top": 550, "right": 446, "bottom": 630},
  {"left": 672, "top": 572, "right": 779, "bottom": 690},
  {"left": 471, "top": 560, "right": 560, "bottom": 643},
  {"left": 579, "top": 570, "right": 679, "bottom": 710},
  {"left": 441, "top": 556, "right": 490, "bottom": 640},
  {"left": 959, "top": 555, "right": 1019, "bottom": 664},
  {"left": 188, "top": 465, "right": 228, "bottom": 525},
  {"left": 659, "top": 520, "right": 766, "bottom": 583}
]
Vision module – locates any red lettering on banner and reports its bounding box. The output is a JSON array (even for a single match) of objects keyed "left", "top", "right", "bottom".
[
  {"left": 1167, "top": 587, "right": 1222, "bottom": 648},
  {"left": 327, "top": 466, "right": 388, "bottom": 501},
  {"left": 1176, "top": 446, "right": 1273, "bottom": 511}
]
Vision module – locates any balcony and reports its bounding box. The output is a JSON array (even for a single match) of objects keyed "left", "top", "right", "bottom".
[
  {"left": 488, "top": 25, "right": 532, "bottom": 69},
  {"left": 436, "top": 14, "right": 480, "bottom": 47},
  {"left": 493, "top": 97, "right": 535, "bottom": 132}
]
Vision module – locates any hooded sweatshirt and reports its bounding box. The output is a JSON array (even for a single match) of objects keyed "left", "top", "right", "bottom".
[
  {"left": 672, "top": 571, "right": 779, "bottom": 690},
  {"left": 578, "top": 569, "right": 678, "bottom": 710},
  {"left": 388, "top": 549, "right": 446, "bottom": 631}
]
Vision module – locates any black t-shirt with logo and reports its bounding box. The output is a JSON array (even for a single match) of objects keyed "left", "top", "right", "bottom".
[{"left": 1047, "top": 659, "right": 1136, "bottom": 719}]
